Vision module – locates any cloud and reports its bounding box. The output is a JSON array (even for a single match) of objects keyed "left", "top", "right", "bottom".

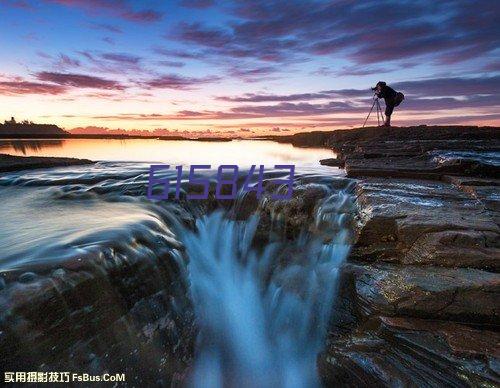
[
  {"left": 102, "top": 37, "right": 115, "bottom": 45},
  {"left": 179, "top": 0, "right": 215, "bottom": 9},
  {"left": 176, "top": 22, "right": 233, "bottom": 48},
  {"left": 217, "top": 92, "right": 323, "bottom": 103},
  {"left": 228, "top": 101, "right": 359, "bottom": 117},
  {"left": 171, "top": 0, "right": 499, "bottom": 68},
  {"left": 227, "top": 64, "right": 281, "bottom": 81},
  {"left": 311, "top": 67, "right": 335, "bottom": 77},
  {"left": 44, "top": 0, "right": 163, "bottom": 22},
  {"left": 334, "top": 65, "right": 396, "bottom": 77},
  {"left": 393, "top": 76, "right": 500, "bottom": 97},
  {"left": 22, "top": 32, "right": 39, "bottom": 41},
  {"left": 0, "top": 78, "right": 67, "bottom": 95},
  {"left": 482, "top": 61, "right": 500, "bottom": 72},
  {"left": 5, "top": 0, "right": 33, "bottom": 9},
  {"left": 76, "top": 51, "right": 145, "bottom": 74},
  {"left": 403, "top": 113, "right": 500, "bottom": 125},
  {"left": 100, "top": 52, "right": 141, "bottom": 64},
  {"left": 152, "top": 47, "right": 204, "bottom": 60},
  {"left": 53, "top": 54, "right": 81, "bottom": 69},
  {"left": 217, "top": 76, "right": 500, "bottom": 104},
  {"left": 171, "top": 20, "right": 299, "bottom": 66},
  {"left": 34, "top": 52, "right": 82, "bottom": 71},
  {"left": 36, "top": 51, "right": 53, "bottom": 59},
  {"left": 156, "top": 60, "right": 186, "bottom": 68},
  {"left": 140, "top": 74, "right": 221, "bottom": 90},
  {"left": 68, "top": 125, "right": 236, "bottom": 138},
  {"left": 121, "top": 9, "right": 163, "bottom": 22},
  {"left": 217, "top": 89, "right": 365, "bottom": 103},
  {"left": 90, "top": 99, "right": 362, "bottom": 121},
  {"left": 35, "top": 71, "right": 126, "bottom": 89},
  {"left": 89, "top": 23, "right": 123, "bottom": 33},
  {"left": 90, "top": 76, "right": 500, "bottom": 122},
  {"left": 403, "top": 95, "right": 500, "bottom": 111}
]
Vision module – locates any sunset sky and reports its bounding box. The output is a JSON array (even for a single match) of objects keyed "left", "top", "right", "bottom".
[{"left": 1, "top": 0, "right": 499, "bottom": 136}]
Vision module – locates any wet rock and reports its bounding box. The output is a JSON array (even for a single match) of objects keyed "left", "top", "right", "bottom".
[
  {"left": 18, "top": 272, "right": 37, "bottom": 283},
  {"left": 298, "top": 126, "right": 500, "bottom": 385},
  {"left": 351, "top": 263, "right": 499, "bottom": 323},
  {"left": 319, "top": 126, "right": 500, "bottom": 180},
  {"left": 320, "top": 157, "right": 344, "bottom": 167},
  {"left": 257, "top": 183, "right": 330, "bottom": 239},
  {"left": 344, "top": 151, "right": 499, "bottom": 179},
  {"left": 269, "top": 125, "right": 499, "bottom": 149},
  {"left": 320, "top": 316, "right": 500, "bottom": 387},
  {"left": 265, "top": 130, "right": 333, "bottom": 147},
  {"left": 443, "top": 175, "right": 500, "bottom": 187},
  {"left": 0, "top": 244, "right": 194, "bottom": 385},
  {"left": 444, "top": 175, "right": 500, "bottom": 225},
  {"left": 350, "top": 178, "right": 499, "bottom": 266},
  {"left": 51, "top": 268, "right": 66, "bottom": 277},
  {"left": 348, "top": 139, "right": 497, "bottom": 159},
  {"left": 327, "top": 125, "right": 498, "bottom": 147},
  {"left": 328, "top": 268, "right": 359, "bottom": 336},
  {"left": 404, "top": 230, "right": 500, "bottom": 270}
]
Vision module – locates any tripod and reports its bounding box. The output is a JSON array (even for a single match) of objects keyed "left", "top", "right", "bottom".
[{"left": 362, "top": 94, "right": 385, "bottom": 127}]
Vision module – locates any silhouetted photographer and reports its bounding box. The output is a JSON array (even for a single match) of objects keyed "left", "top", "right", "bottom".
[{"left": 370, "top": 81, "right": 404, "bottom": 127}]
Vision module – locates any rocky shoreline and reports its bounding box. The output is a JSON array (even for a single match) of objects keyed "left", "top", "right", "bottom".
[
  {"left": 0, "top": 127, "right": 498, "bottom": 385},
  {"left": 319, "top": 125, "right": 499, "bottom": 385},
  {"left": 0, "top": 153, "right": 93, "bottom": 172}
]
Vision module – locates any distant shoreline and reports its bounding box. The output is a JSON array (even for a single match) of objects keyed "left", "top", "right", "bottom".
[
  {"left": 0, "top": 133, "right": 233, "bottom": 141},
  {"left": 1, "top": 125, "right": 498, "bottom": 148}
]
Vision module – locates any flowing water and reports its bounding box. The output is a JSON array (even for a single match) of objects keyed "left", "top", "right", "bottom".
[
  {"left": 0, "top": 139, "right": 354, "bottom": 386},
  {"left": 183, "top": 198, "right": 352, "bottom": 387}
]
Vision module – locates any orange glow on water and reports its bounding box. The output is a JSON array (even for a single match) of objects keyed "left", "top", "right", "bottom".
[{"left": 0, "top": 138, "right": 336, "bottom": 167}]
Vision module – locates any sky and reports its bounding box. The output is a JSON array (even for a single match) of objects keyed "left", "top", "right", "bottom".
[{"left": 0, "top": 0, "right": 499, "bottom": 137}]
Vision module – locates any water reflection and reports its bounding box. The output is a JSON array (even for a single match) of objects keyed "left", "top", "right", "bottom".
[
  {"left": 0, "top": 138, "right": 335, "bottom": 167},
  {"left": 0, "top": 140, "right": 64, "bottom": 155}
]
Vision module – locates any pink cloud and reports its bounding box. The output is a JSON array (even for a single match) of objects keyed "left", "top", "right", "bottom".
[
  {"left": 36, "top": 71, "right": 126, "bottom": 90},
  {"left": 0, "top": 77, "right": 67, "bottom": 95}
]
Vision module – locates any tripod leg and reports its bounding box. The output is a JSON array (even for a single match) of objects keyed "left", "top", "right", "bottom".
[
  {"left": 363, "top": 99, "right": 377, "bottom": 128},
  {"left": 376, "top": 100, "right": 380, "bottom": 126},
  {"left": 379, "top": 100, "right": 385, "bottom": 124},
  {"left": 376, "top": 99, "right": 384, "bottom": 126}
]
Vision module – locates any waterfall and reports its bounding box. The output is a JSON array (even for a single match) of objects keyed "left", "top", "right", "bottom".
[{"left": 180, "top": 189, "right": 353, "bottom": 387}]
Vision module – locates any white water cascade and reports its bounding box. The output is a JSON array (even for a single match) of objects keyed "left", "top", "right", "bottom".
[{"left": 181, "top": 189, "right": 353, "bottom": 388}]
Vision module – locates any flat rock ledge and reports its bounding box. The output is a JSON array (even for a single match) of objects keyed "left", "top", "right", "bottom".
[
  {"left": 0, "top": 153, "right": 93, "bottom": 172},
  {"left": 322, "top": 125, "right": 500, "bottom": 386}
]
